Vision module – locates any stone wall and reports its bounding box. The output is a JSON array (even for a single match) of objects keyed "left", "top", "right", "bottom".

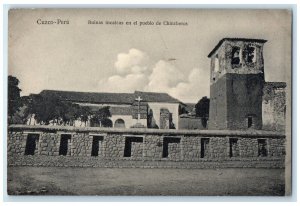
[
  {"left": 39, "top": 132, "right": 61, "bottom": 156},
  {"left": 178, "top": 117, "right": 205, "bottom": 130},
  {"left": 8, "top": 132, "right": 28, "bottom": 155},
  {"left": 131, "top": 142, "right": 143, "bottom": 158},
  {"left": 262, "top": 82, "right": 286, "bottom": 131},
  {"left": 160, "top": 108, "right": 170, "bottom": 129},
  {"left": 7, "top": 125, "right": 286, "bottom": 168}
]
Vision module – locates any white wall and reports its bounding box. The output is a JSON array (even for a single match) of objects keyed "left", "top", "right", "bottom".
[{"left": 110, "top": 115, "right": 147, "bottom": 129}]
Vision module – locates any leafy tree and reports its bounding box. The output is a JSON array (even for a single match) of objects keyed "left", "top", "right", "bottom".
[
  {"left": 195, "top": 96, "right": 210, "bottom": 118},
  {"left": 90, "top": 107, "right": 111, "bottom": 127},
  {"left": 24, "top": 94, "right": 63, "bottom": 125},
  {"left": 8, "top": 75, "right": 23, "bottom": 123},
  {"left": 78, "top": 106, "right": 92, "bottom": 126},
  {"left": 195, "top": 96, "right": 210, "bottom": 128},
  {"left": 101, "top": 118, "right": 113, "bottom": 127},
  {"left": 60, "top": 102, "right": 81, "bottom": 126},
  {"left": 8, "top": 96, "right": 31, "bottom": 124},
  {"left": 25, "top": 94, "right": 77, "bottom": 125},
  {"left": 24, "top": 93, "right": 112, "bottom": 127}
]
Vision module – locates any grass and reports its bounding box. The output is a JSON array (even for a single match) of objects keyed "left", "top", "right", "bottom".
[{"left": 7, "top": 166, "right": 285, "bottom": 196}]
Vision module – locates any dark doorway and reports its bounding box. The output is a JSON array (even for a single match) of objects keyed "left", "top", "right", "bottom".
[
  {"left": 258, "top": 139, "right": 268, "bottom": 157},
  {"left": 24, "top": 134, "right": 39, "bottom": 155},
  {"left": 91, "top": 136, "right": 103, "bottom": 156},
  {"left": 124, "top": 137, "right": 143, "bottom": 157},
  {"left": 162, "top": 137, "right": 181, "bottom": 158},
  {"left": 229, "top": 138, "right": 239, "bottom": 157},
  {"left": 201, "top": 138, "right": 210, "bottom": 158},
  {"left": 247, "top": 116, "right": 253, "bottom": 128},
  {"left": 59, "top": 134, "right": 71, "bottom": 156}
]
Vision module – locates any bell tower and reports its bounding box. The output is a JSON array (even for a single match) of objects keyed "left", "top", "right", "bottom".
[{"left": 207, "top": 38, "right": 267, "bottom": 130}]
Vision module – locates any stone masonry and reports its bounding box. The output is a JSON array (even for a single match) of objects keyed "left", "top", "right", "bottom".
[{"left": 7, "top": 125, "right": 285, "bottom": 168}]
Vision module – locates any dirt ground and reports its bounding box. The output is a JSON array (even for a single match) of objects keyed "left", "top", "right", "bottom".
[{"left": 7, "top": 166, "right": 285, "bottom": 196}]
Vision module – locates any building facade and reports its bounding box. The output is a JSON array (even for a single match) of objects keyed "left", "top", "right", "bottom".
[{"left": 27, "top": 90, "right": 185, "bottom": 130}]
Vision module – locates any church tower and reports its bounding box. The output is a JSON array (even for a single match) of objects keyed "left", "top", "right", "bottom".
[{"left": 207, "top": 38, "right": 267, "bottom": 130}]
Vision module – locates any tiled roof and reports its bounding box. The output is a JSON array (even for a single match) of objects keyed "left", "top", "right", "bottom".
[
  {"left": 207, "top": 38, "right": 268, "bottom": 57},
  {"left": 39, "top": 90, "right": 135, "bottom": 104},
  {"left": 134, "top": 91, "right": 182, "bottom": 104},
  {"left": 38, "top": 90, "right": 182, "bottom": 105},
  {"left": 109, "top": 106, "right": 132, "bottom": 115},
  {"left": 84, "top": 105, "right": 132, "bottom": 116}
]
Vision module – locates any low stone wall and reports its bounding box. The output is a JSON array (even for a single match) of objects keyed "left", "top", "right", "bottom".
[{"left": 7, "top": 125, "right": 286, "bottom": 168}]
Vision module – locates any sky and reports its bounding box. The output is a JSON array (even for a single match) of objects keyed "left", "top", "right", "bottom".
[{"left": 8, "top": 9, "right": 291, "bottom": 103}]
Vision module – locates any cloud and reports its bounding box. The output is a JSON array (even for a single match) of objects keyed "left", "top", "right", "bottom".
[
  {"left": 169, "top": 68, "right": 210, "bottom": 103},
  {"left": 145, "top": 60, "right": 185, "bottom": 92},
  {"left": 98, "top": 73, "right": 148, "bottom": 93},
  {"left": 145, "top": 60, "right": 209, "bottom": 102},
  {"left": 98, "top": 49, "right": 209, "bottom": 102},
  {"left": 114, "top": 48, "right": 149, "bottom": 74}
]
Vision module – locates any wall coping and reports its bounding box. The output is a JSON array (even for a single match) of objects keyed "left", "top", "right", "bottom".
[{"left": 8, "top": 124, "right": 285, "bottom": 138}]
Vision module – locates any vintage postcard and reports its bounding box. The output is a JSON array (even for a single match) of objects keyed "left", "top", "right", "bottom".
[{"left": 7, "top": 8, "right": 292, "bottom": 196}]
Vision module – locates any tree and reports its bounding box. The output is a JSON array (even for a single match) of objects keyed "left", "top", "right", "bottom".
[
  {"left": 24, "top": 94, "right": 62, "bottom": 125},
  {"left": 24, "top": 94, "right": 94, "bottom": 126},
  {"left": 195, "top": 96, "right": 210, "bottom": 128},
  {"left": 60, "top": 102, "right": 81, "bottom": 126},
  {"left": 90, "top": 107, "right": 111, "bottom": 127},
  {"left": 195, "top": 96, "right": 210, "bottom": 118},
  {"left": 24, "top": 93, "right": 81, "bottom": 125},
  {"left": 8, "top": 75, "right": 23, "bottom": 123},
  {"left": 24, "top": 94, "right": 112, "bottom": 127},
  {"left": 78, "top": 106, "right": 92, "bottom": 126}
]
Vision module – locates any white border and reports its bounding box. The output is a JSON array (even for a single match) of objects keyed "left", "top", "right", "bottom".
[{"left": 1, "top": 1, "right": 298, "bottom": 205}]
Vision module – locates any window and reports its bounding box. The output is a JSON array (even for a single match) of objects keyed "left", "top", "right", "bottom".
[
  {"left": 162, "top": 137, "right": 180, "bottom": 158},
  {"left": 247, "top": 116, "right": 253, "bottom": 128},
  {"left": 114, "top": 119, "right": 125, "bottom": 128},
  {"left": 258, "top": 139, "right": 268, "bottom": 157},
  {"left": 229, "top": 138, "right": 239, "bottom": 157},
  {"left": 24, "top": 134, "right": 39, "bottom": 155},
  {"left": 214, "top": 55, "right": 220, "bottom": 72},
  {"left": 231, "top": 46, "right": 241, "bottom": 66},
  {"left": 59, "top": 134, "right": 71, "bottom": 156},
  {"left": 91, "top": 136, "right": 103, "bottom": 156},
  {"left": 124, "top": 137, "right": 143, "bottom": 157},
  {"left": 200, "top": 138, "right": 210, "bottom": 158},
  {"left": 243, "top": 45, "right": 256, "bottom": 63}
]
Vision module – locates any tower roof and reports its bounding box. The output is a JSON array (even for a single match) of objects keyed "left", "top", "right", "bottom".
[{"left": 207, "top": 38, "right": 267, "bottom": 58}]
